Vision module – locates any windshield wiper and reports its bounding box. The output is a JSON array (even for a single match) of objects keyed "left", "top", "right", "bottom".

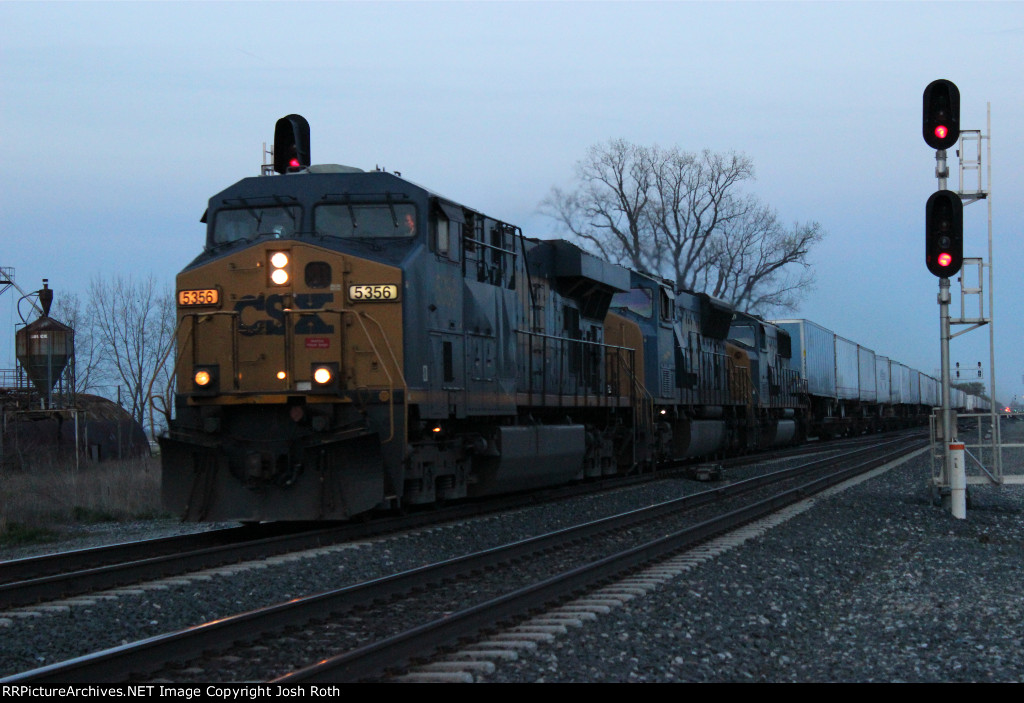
[{"left": 385, "top": 192, "right": 399, "bottom": 229}]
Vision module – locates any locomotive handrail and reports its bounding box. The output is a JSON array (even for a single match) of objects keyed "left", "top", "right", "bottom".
[
  {"left": 512, "top": 327, "right": 654, "bottom": 466},
  {"left": 515, "top": 328, "right": 637, "bottom": 408},
  {"left": 615, "top": 345, "right": 655, "bottom": 467},
  {"left": 514, "top": 328, "right": 636, "bottom": 352},
  {"left": 148, "top": 314, "right": 200, "bottom": 439},
  {"left": 294, "top": 306, "right": 407, "bottom": 445},
  {"left": 463, "top": 235, "right": 518, "bottom": 257},
  {"left": 345, "top": 307, "right": 407, "bottom": 446},
  {"left": 178, "top": 310, "right": 241, "bottom": 388}
]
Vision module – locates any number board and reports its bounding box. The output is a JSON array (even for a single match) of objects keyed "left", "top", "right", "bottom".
[
  {"left": 348, "top": 284, "right": 399, "bottom": 302},
  {"left": 178, "top": 288, "right": 220, "bottom": 306}
]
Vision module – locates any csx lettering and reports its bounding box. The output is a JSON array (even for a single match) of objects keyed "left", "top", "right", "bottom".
[{"left": 234, "top": 293, "right": 335, "bottom": 336}]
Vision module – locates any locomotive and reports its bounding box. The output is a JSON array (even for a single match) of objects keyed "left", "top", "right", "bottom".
[{"left": 160, "top": 115, "right": 985, "bottom": 522}]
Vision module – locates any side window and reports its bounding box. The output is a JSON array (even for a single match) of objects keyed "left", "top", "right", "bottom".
[
  {"left": 434, "top": 201, "right": 462, "bottom": 263},
  {"left": 659, "top": 288, "right": 674, "bottom": 322},
  {"left": 610, "top": 288, "right": 653, "bottom": 318},
  {"left": 437, "top": 214, "right": 449, "bottom": 257}
]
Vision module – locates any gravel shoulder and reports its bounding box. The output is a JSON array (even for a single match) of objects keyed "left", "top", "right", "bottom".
[{"left": 486, "top": 430, "right": 1024, "bottom": 682}]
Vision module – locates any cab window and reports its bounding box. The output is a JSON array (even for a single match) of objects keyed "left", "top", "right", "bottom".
[
  {"left": 315, "top": 203, "right": 418, "bottom": 239},
  {"left": 212, "top": 205, "right": 301, "bottom": 245}
]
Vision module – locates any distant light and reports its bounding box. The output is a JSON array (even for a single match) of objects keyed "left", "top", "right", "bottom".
[
  {"left": 937, "top": 252, "right": 953, "bottom": 267},
  {"left": 277, "top": 371, "right": 287, "bottom": 380},
  {"left": 313, "top": 367, "right": 333, "bottom": 385},
  {"left": 934, "top": 125, "right": 949, "bottom": 140},
  {"left": 194, "top": 370, "right": 211, "bottom": 387}
]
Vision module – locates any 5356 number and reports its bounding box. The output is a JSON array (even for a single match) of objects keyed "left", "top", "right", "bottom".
[
  {"left": 348, "top": 284, "right": 399, "bottom": 302},
  {"left": 178, "top": 288, "right": 220, "bottom": 306}
]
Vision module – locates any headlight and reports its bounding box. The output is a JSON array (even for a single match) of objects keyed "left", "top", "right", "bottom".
[
  {"left": 310, "top": 363, "right": 339, "bottom": 391},
  {"left": 192, "top": 365, "right": 219, "bottom": 394},
  {"left": 268, "top": 251, "right": 290, "bottom": 286}
]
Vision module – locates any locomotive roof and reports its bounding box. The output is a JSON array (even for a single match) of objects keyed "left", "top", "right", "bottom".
[{"left": 205, "top": 166, "right": 485, "bottom": 221}]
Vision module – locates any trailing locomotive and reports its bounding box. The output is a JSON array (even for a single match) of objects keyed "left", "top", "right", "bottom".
[{"left": 160, "top": 115, "right": 985, "bottom": 522}]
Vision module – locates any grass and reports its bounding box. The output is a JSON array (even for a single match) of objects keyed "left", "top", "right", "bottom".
[{"left": 0, "top": 453, "right": 164, "bottom": 546}]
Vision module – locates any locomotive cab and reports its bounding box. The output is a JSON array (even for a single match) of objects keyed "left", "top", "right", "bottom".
[{"left": 163, "top": 167, "right": 426, "bottom": 520}]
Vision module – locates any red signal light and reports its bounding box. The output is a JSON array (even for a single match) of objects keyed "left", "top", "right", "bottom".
[
  {"left": 273, "top": 114, "right": 311, "bottom": 174},
  {"left": 926, "top": 190, "right": 963, "bottom": 277},
  {"left": 934, "top": 125, "right": 949, "bottom": 140}
]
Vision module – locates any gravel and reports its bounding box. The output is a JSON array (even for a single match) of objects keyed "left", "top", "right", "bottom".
[
  {"left": 485, "top": 427, "right": 1024, "bottom": 683},
  {"left": 2, "top": 428, "right": 1022, "bottom": 683}
]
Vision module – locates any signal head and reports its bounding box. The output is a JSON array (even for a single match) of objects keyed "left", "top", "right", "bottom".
[
  {"left": 925, "top": 189, "right": 963, "bottom": 278},
  {"left": 273, "top": 114, "right": 311, "bottom": 174},
  {"left": 923, "top": 79, "right": 960, "bottom": 150}
]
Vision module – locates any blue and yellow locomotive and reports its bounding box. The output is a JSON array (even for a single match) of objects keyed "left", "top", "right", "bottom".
[{"left": 162, "top": 116, "right": 659, "bottom": 521}]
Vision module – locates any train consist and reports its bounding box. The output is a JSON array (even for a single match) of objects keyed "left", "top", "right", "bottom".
[{"left": 160, "top": 116, "right": 987, "bottom": 522}]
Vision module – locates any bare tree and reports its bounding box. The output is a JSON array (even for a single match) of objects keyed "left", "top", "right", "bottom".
[
  {"left": 51, "top": 292, "right": 103, "bottom": 394},
  {"left": 649, "top": 148, "right": 756, "bottom": 291},
  {"left": 87, "top": 274, "right": 176, "bottom": 436},
  {"left": 699, "top": 203, "right": 824, "bottom": 315},
  {"left": 540, "top": 139, "right": 659, "bottom": 272},
  {"left": 542, "top": 139, "right": 825, "bottom": 315}
]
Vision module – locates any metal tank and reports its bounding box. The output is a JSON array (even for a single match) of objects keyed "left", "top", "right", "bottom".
[{"left": 14, "top": 281, "right": 74, "bottom": 401}]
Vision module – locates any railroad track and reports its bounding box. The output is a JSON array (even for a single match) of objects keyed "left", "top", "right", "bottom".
[
  {"left": 2, "top": 435, "right": 924, "bottom": 683},
  {"left": 0, "top": 523, "right": 371, "bottom": 611},
  {"left": 1, "top": 431, "right": 904, "bottom": 612}
]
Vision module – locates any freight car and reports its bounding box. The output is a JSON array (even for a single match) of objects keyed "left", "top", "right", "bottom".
[
  {"left": 160, "top": 115, "right": 985, "bottom": 522},
  {"left": 773, "top": 319, "right": 985, "bottom": 437}
]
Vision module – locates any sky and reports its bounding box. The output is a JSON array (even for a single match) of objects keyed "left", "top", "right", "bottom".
[{"left": 2, "top": 1, "right": 1022, "bottom": 406}]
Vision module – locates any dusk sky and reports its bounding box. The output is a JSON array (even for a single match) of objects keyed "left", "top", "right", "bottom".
[{"left": 2, "top": 1, "right": 1022, "bottom": 405}]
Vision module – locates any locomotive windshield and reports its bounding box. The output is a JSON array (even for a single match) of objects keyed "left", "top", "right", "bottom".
[
  {"left": 212, "top": 205, "right": 301, "bottom": 245},
  {"left": 315, "top": 203, "right": 418, "bottom": 240}
]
